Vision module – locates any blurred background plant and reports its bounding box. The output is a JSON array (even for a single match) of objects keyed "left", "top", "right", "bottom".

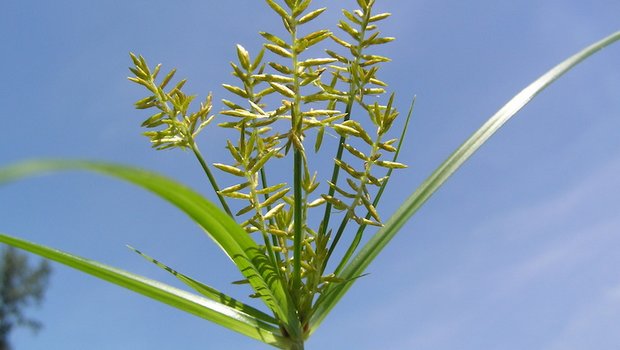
[{"left": 0, "top": 247, "right": 50, "bottom": 350}]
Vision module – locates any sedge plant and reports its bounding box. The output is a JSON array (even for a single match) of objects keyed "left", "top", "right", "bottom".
[{"left": 1, "top": 1, "right": 619, "bottom": 349}]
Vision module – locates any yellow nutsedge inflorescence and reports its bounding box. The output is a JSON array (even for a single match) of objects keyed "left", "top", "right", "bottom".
[{"left": 129, "top": 0, "right": 405, "bottom": 335}]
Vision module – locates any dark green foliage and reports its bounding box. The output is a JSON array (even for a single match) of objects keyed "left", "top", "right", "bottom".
[{"left": 0, "top": 247, "right": 51, "bottom": 350}]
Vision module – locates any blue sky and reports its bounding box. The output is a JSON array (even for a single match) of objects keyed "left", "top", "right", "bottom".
[{"left": 1, "top": 0, "right": 619, "bottom": 349}]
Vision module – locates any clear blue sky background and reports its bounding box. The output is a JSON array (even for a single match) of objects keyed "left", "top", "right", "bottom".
[{"left": 1, "top": 1, "right": 619, "bottom": 349}]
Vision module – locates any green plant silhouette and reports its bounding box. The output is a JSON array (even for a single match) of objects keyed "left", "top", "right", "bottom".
[{"left": 1, "top": 1, "right": 619, "bottom": 349}]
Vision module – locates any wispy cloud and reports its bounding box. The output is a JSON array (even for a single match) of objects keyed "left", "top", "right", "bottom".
[
  {"left": 387, "top": 155, "right": 620, "bottom": 349},
  {"left": 544, "top": 283, "right": 620, "bottom": 350},
  {"left": 492, "top": 215, "right": 620, "bottom": 299}
]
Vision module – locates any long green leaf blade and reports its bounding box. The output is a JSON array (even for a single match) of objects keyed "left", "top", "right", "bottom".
[
  {"left": 310, "top": 30, "right": 620, "bottom": 333},
  {"left": 127, "top": 245, "right": 278, "bottom": 325},
  {"left": 0, "top": 160, "right": 301, "bottom": 336},
  {"left": 0, "top": 233, "right": 287, "bottom": 347}
]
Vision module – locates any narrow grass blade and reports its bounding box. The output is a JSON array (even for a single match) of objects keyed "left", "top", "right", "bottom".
[
  {"left": 0, "top": 233, "right": 287, "bottom": 347},
  {"left": 127, "top": 245, "right": 278, "bottom": 325},
  {"left": 310, "top": 31, "right": 620, "bottom": 333},
  {"left": 0, "top": 160, "right": 301, "bottom": 337}
]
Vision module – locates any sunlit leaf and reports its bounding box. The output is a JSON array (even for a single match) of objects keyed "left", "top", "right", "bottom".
[
  {"left": 0, "top": 233, "right": 287, "bottom": 347},
  {"left": 310, "top": 30, "right": 620, "bottom": 335}
]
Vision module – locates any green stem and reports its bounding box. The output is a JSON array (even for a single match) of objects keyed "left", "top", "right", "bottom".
[
  {"left": 190, "top": 142, "right": 234, "bottom": 218},
  {"left": 292, "top": 147, "right": 303, "bottom": 297},
  {"left": 261, "top": 168, "right": 283, "bottom": 265},
  {"left": 322, "top": 128, "right": 384, "bottom": 274},
  {"left": 318, "top": 101, "right": 353, "bottom": 238},
  {"left": 287, "top": 339, "right": 305, "bottom": 350},
  {"left": 318, "top": 7, "right": 373, "bottom": 239},
  {"left": 291, "top": 16, "right": 304, "bottom": 298},
  {"left": 320, "top": 215, "right": 348, "bottom": 273},
  {"left": 247, "top": 167, "right": 280, "bottom": 277},
  {"left": 333, "top": 97, "right": 415, "bottom": 276},
  {"left": 245, "top": 57, "right": 284, "bottom": 267}
]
